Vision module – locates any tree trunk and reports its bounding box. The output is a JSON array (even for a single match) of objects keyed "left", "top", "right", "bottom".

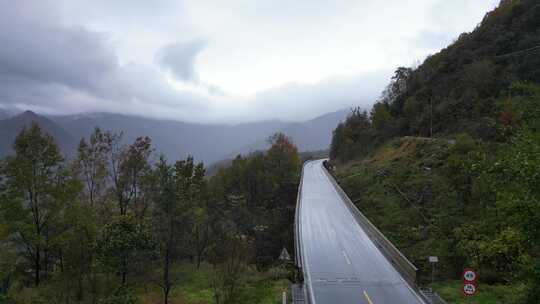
[
  {"left": 89, "top": 270, "right": 99, "bottom": 304},
  {"left": 77, "top": 273, "right": 84, "bottom": 301},
  {"left": 76, "top": 245, "right": 85, "bottom": 301},
  {"left": 196, "top": 254, "right": 202, "bottom": 270},
  {"left": 164, "top": 287, "right": 170, "bottom": 304},
  {"left": 121, "top": 256, "right": 127, "bottom": 285},
  {"left": 163, "top": 249, "right": 171, "bottom": 304},
  {"left": 163, "top": 233, "right": 172, "bottom": 304},
  {"left": 34, "top": 248, "right": 41, "bottom": 286},
  {"left": 43, "top": 247, "right": 49, "bottom": 281}
]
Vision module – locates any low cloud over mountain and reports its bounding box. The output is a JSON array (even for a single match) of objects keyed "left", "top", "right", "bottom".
[{"left": 0, "top": 109, "right": 349, "bottom": 164}]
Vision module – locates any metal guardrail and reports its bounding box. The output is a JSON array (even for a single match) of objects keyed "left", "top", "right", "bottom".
[
  {"left": 294, "top": 161, "right": 306, "bottom": 269},
  {"left": 419, "top": 288, "right": 448, "bottom": 304},
  {"left": 322, "top": 160, "right": 419, "bottom": 288},
  {"left": 291, "top": 284, "right": 306, "bottom": 303},
  {"left": 294, "top": 161, "right": 312, "bottom": 304}
]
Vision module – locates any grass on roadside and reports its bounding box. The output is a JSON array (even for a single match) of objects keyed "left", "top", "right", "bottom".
[
  {"left": 138, "top": 262, "right": 290, "bottom": 304},
  {"left": 431, "top": 280, "right": 525, "bottom": 304}
]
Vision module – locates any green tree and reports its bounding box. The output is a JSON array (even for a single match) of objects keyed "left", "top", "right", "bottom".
[
  {"left": 370, "top": 102, "right": 393, "bottom": 131},
  {"left": 173, "top": 157, "right": 211, "bottom": 269},
  {"left": 0, "top": 208, "right": 16, "bottom": 297},
  {"left": 209, "top": 218, "right": 253, "bottom": 304},
  {"left": 266, "top": 133, "right": 300, "bottom": 186},
  {"left": 379, "top": 66, "right": 412, "bottom": 109},
  {"left": 122, "top": 137, "right": 153, "bottom": 218},
  {"left": 490, "top": 130, "right": 540, "bottom": 302},
  {"left": 97, "top": 214, "right": 156, "bottom": 286},
  {"left": 149, "top": 156, "right": 182, "bottom": 304},
  {"left": 330, "top": 123, "right": 345, "bottom": 160},
  {"left": 58, "top": 201, "right": 99, "bottom": 302},
  {"left": 1, "top": 123, "right": 65, "bottom": 286},
  {"left": 104, "top": 133, "right": 152, "bottom": 216},
  {"left": 99, "top": 286, "right": 138, "bottom": 304},
  {"left": 74, "top": 127, "right": 109, "bottom": 207},
  {"left": 330, "top": 108, "right": 373, "bottom": 161}
]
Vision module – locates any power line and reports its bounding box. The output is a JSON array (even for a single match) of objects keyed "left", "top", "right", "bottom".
[{"left": 493, "top": 44, "right": 540, "bottom": 58}]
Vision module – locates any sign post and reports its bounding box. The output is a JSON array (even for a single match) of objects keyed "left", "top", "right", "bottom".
[
  {"left": 462, "top": 268, "right": 478, "bottom": 298},
  {"left": 428, "top": 256, "right": 438, "bottom": 285}
]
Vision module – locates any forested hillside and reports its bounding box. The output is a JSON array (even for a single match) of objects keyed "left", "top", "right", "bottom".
[
  {"left": 330, "top": 0, "right": 540, "bottom": 303},
  {"left": 0, "top": 125, "right": 301, "bottom": 304},
  {"left": 332, "top": 0, "right": 540, "bottom": 161}
]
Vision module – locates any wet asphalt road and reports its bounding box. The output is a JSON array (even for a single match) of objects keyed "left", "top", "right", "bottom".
[{"left": 298, "top": 160, "right": 425, "bottom": 304}]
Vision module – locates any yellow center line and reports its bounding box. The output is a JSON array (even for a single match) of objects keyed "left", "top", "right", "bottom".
[{"left": 363, "top": 290, "right": 374, "bottom": 304}]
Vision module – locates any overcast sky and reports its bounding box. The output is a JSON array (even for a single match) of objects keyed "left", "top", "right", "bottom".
[{"left": 0, "top": 0, "right": 499, "bottom": 123}]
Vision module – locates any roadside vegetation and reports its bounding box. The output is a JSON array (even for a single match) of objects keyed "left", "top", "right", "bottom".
[
  {"left": 0, "top": 127, "right": 300, "bottom": 304},
  {"left": 432, "top": 280, "right": 525, "bottom": 304},
  {"left": 330, "top": 1, "right": 540, "bottom": 303}
]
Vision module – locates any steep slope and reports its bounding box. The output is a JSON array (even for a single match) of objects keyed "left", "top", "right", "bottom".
[
  {"left": 332, "top": 0, "right": 540, "bottom": 162},
  {"left": 333, "top": 135, "right": 528, "bottom": 303},
  {"left": 378, "top": 0, "right": 540, "bottom": 139}
]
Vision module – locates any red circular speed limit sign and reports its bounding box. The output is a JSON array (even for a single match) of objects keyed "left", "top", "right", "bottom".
[
  {"left": 462, "top": 268, "right": 478, "bottom": 296},
  {"left": 463, "top": 269, "right": 477, "bottom": 282},
  {"left": 463, "top": 283, "right": 477, "bottom": 296}
]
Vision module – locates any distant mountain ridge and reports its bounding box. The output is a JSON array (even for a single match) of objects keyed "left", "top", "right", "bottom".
[
  {"left": 0, "top": 109, "right": 349, "bottom": 164},
  {"left": 0, "top": 111, "right": 77, "bottom": 156}
]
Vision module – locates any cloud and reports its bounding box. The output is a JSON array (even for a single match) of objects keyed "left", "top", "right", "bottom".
[
  {"left": 242, "top": 70, "right": 392, "bottom": 122},
  {"left": 0, "top": 1, "right": 211, "bottom": 122},
  {"left": 410, "top": 0, "right": 499, "bottom": 52},
  {"left": 156, "top": 40, "right": 206, "bottom": 82},
  {"left": 0, "top": 1, "right": 116, "bottom": 93},
  {"left": 190, "top": 70, "right": 391, "bottom": 123},
  {"left": 412, "top": 31, "right": 456, "bottom": 49},
  {"left": 0, "top": 0, "right": 500, "bottom": 123}
]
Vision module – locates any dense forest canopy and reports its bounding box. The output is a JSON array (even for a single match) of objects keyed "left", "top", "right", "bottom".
[
  {"left": 332, "top": 0, "right": 540, "bottom": 162},
  {"left": 0, "top": 125, "right": 301, "bottom": 304}
]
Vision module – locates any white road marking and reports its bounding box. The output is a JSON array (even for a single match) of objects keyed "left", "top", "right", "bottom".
[{"left": 342, "top": 250, "right": 352, "bottom": 265}]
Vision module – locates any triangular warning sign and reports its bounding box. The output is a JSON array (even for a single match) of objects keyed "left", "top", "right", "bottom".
[{"left": 279, "top": 248, "right": 291, "bottom": 261}]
